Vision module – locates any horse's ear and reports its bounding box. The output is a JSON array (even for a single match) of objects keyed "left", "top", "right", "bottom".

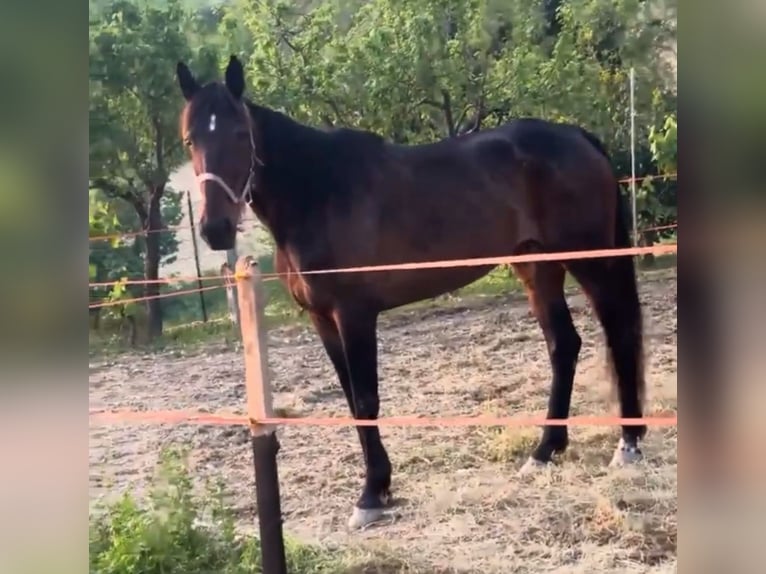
[
  {"left": 224, "top": 55, "right": 245, "bottom": 100},
  {"left": 176, "top": 61, "right": 199, "bottom": 101}
]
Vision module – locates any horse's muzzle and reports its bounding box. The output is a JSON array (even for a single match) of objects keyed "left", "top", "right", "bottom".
[{"left": 200, "top": 217, "right": 235, "bottom": 251}]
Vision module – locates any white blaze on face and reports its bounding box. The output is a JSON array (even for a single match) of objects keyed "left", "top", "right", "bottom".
[{"left": 208, "top": 114, "right": 216, "bottom": 132}]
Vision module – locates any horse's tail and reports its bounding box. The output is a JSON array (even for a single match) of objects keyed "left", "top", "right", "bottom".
[{"left": 576, "top": 127, "right": 646, "bottom": 411}]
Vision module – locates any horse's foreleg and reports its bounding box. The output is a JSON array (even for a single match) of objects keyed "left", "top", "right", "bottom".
[{"left": 310, "top": 310, "right": 392, "bottom": 529}]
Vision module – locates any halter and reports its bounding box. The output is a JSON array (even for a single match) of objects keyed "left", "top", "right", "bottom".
[{"left": 194, "top": 103, "right": 264, "bottom": 206}]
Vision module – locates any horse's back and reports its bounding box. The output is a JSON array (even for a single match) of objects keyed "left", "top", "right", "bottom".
[
  {"left": 390, "top": 118, "right": 617, "bottom": 244},
  {"left": 466, "top": 118, "right": 609, "bottom": 169}
]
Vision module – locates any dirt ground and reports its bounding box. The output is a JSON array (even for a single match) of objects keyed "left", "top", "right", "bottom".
[{"left": 89, "top": 267, "right": 677, "bottom": 574}]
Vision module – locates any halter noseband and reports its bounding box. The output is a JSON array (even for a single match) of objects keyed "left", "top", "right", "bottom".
[{"left": 194, "top": 103, "right": 264, "bottom": 206}]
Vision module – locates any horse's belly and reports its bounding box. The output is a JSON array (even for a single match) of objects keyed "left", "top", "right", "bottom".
[
  {"left": 375, "top": 265, "right": 497, "bottom": 310},
  {"left": 365, "top": 217, "right": 522, "bottom": 309}
]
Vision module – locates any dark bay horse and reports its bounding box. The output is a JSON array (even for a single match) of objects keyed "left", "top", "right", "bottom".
[{"left": 176, "top": 56, "right": 647, "bottom": 529}]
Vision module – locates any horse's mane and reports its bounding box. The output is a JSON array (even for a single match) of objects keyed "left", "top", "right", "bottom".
[{"left": 246, "top": 99, "right": 387, "bottom": 212}]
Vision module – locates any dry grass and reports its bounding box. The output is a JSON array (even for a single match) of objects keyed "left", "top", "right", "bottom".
[{"left": 89, "top": 267, "right": 677, "bottom": 573}]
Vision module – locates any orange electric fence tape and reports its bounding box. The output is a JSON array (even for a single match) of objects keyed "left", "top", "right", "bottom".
[
  {"left": 88, "top": 242, "right": 678, "bottom": 308},
  {"left": 89, "top": 409, "right": 677, "bottom": 429}
]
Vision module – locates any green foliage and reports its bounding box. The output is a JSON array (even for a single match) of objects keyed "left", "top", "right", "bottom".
[
  {"left": 631, "top": 111, "right": 676, "bottom": 235},
  {"left": 90, "top": 0, "right": 189, "bottom": 186},
  {"left": 89, "top": 192, "right": 136, "bottom": 318},
  {"left": 89, "top": 448, "right": 341, "bottom": 574},
  {"left": 89, "top": 192, "right": 121, "bottom": 240},
  {"left": 88, "top": 190, "right": 183, "bottom": 282},
  {"left": 633, "top": 178, "right": 675, "bottom": 234},
  {"left": 225, "top": 0, "right": 675, "bottom": 149},
  {"left": 649, "top": 112, "right": 677, "bottom": 174}
]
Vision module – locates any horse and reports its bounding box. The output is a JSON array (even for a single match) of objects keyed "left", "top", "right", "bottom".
[{"left": 176, "top": 55, "right": 647, "bottom": 529}]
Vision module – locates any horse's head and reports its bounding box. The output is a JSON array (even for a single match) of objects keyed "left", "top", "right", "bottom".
[{"left": 176, "top": 55, "right": 262, "bottom": 251}]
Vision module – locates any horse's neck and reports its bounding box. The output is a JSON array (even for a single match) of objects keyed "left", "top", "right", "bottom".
[
  {"left": 248, "top": 103, "right": 384, "bottom": 254},
  {"left": 249, "top": 105, "right": 330, "bottom": 237},
  {"left": 251, "top": 102, "right": 326, "bottom": 153}
]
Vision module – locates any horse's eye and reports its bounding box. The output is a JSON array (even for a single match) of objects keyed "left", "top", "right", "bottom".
[{"left": 183, "top": 136, "right": 193, "bottom": 147}]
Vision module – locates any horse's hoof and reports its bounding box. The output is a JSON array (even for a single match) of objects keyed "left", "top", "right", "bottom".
[
  {"left": 518, "top": 456, "right": 549, "bottom": 476},
  {"left": 608, "top": 438, "right": 644, "bottom": 467},
  {"left": 347, "top": 507, "right": 386, "bottom": 530}
]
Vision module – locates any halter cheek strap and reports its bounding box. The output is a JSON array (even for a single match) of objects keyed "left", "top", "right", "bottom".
[{"left": 194, "top": 103, "right": 263, "bottom": 206}]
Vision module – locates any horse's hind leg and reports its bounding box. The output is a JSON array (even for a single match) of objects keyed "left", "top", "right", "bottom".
[
  {"left": 567, "top": 256, "right": 647, "bottom": 466},
  {"left": 513, "top": 260, "right": 582, "bottom": 473}
]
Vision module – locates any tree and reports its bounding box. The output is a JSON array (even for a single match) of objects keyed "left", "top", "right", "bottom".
[
  {"left": 89, "top": 0, "right": 210, "bottom": 338},
  {"left": 88, "top": 192, "right": 136, "bottom": 337},
  {"left": 89, "top": 191, "right": 126, "bottom": 298},
  {"left": 641, "top": 111, "right": 677, "bottom": 247},
  {"left": 224, "top": 0, "right": 675, "bottom": 147},
  {"left": 649, "top": 112, "right": 677, "bottom": 174},
  {"left": 88, "top": 188, "right": 183, "bottom": 311},
  {"left": 224, "top": 0, "right": 516, "bottom": 141}
]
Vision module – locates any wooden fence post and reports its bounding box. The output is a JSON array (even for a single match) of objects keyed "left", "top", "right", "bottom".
[{"left": 235, "top": 255, "right": 287, "bottom": 574}]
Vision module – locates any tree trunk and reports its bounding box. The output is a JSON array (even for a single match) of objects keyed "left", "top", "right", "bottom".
[
  {"left": 127, "top": 315, "right": 137, "bottom": 347},
  {"left": 90, "top": 308, "right": 101, "bottom": 331},
  {"left": 640, "top": 229, "right": 657, "bottom": 268},
  {"left": 144, "top": 189, "right": 164, "bottom": 339},
  {"left": 441, "top": 89, "right": 456, "bottom": 137}
]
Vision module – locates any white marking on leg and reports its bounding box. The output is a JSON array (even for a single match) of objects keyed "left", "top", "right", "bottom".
[
  {"left": 609, "top": 437, "right": 644, "bottom": 467},
  {"left": 208, "top": 114, "right": 216, "bottom": 132},
  {"left": 347, "top": 507, "right": 386, "bottom": 529},
  {"left": 347, "top": 492, "right": 392, "bottom": 529},
  {"left": 518, "top": 456, "right": 550, "bottom": 476}
]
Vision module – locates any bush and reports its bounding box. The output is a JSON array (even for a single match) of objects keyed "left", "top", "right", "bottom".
[{"left": 89, "top": 448, "right": 340, "bottom": 574}]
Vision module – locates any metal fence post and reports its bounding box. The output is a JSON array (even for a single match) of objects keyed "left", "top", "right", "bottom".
[
  {"left": 226, "top": 246, "right": 240, "bottom": 325},
  {"left": 186, "top": 190, "right": 208, "bottom": 322},
  {"left": 629, "top": 66, "right": 638, "bottom": 246}
]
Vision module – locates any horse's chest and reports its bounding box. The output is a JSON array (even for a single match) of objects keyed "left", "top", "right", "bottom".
[
  {"left": 274, "top": 250, "right": 313, "bottom": 310},
  {"left": 285, "top": 274, "right": 311, "bottom": 309}
]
